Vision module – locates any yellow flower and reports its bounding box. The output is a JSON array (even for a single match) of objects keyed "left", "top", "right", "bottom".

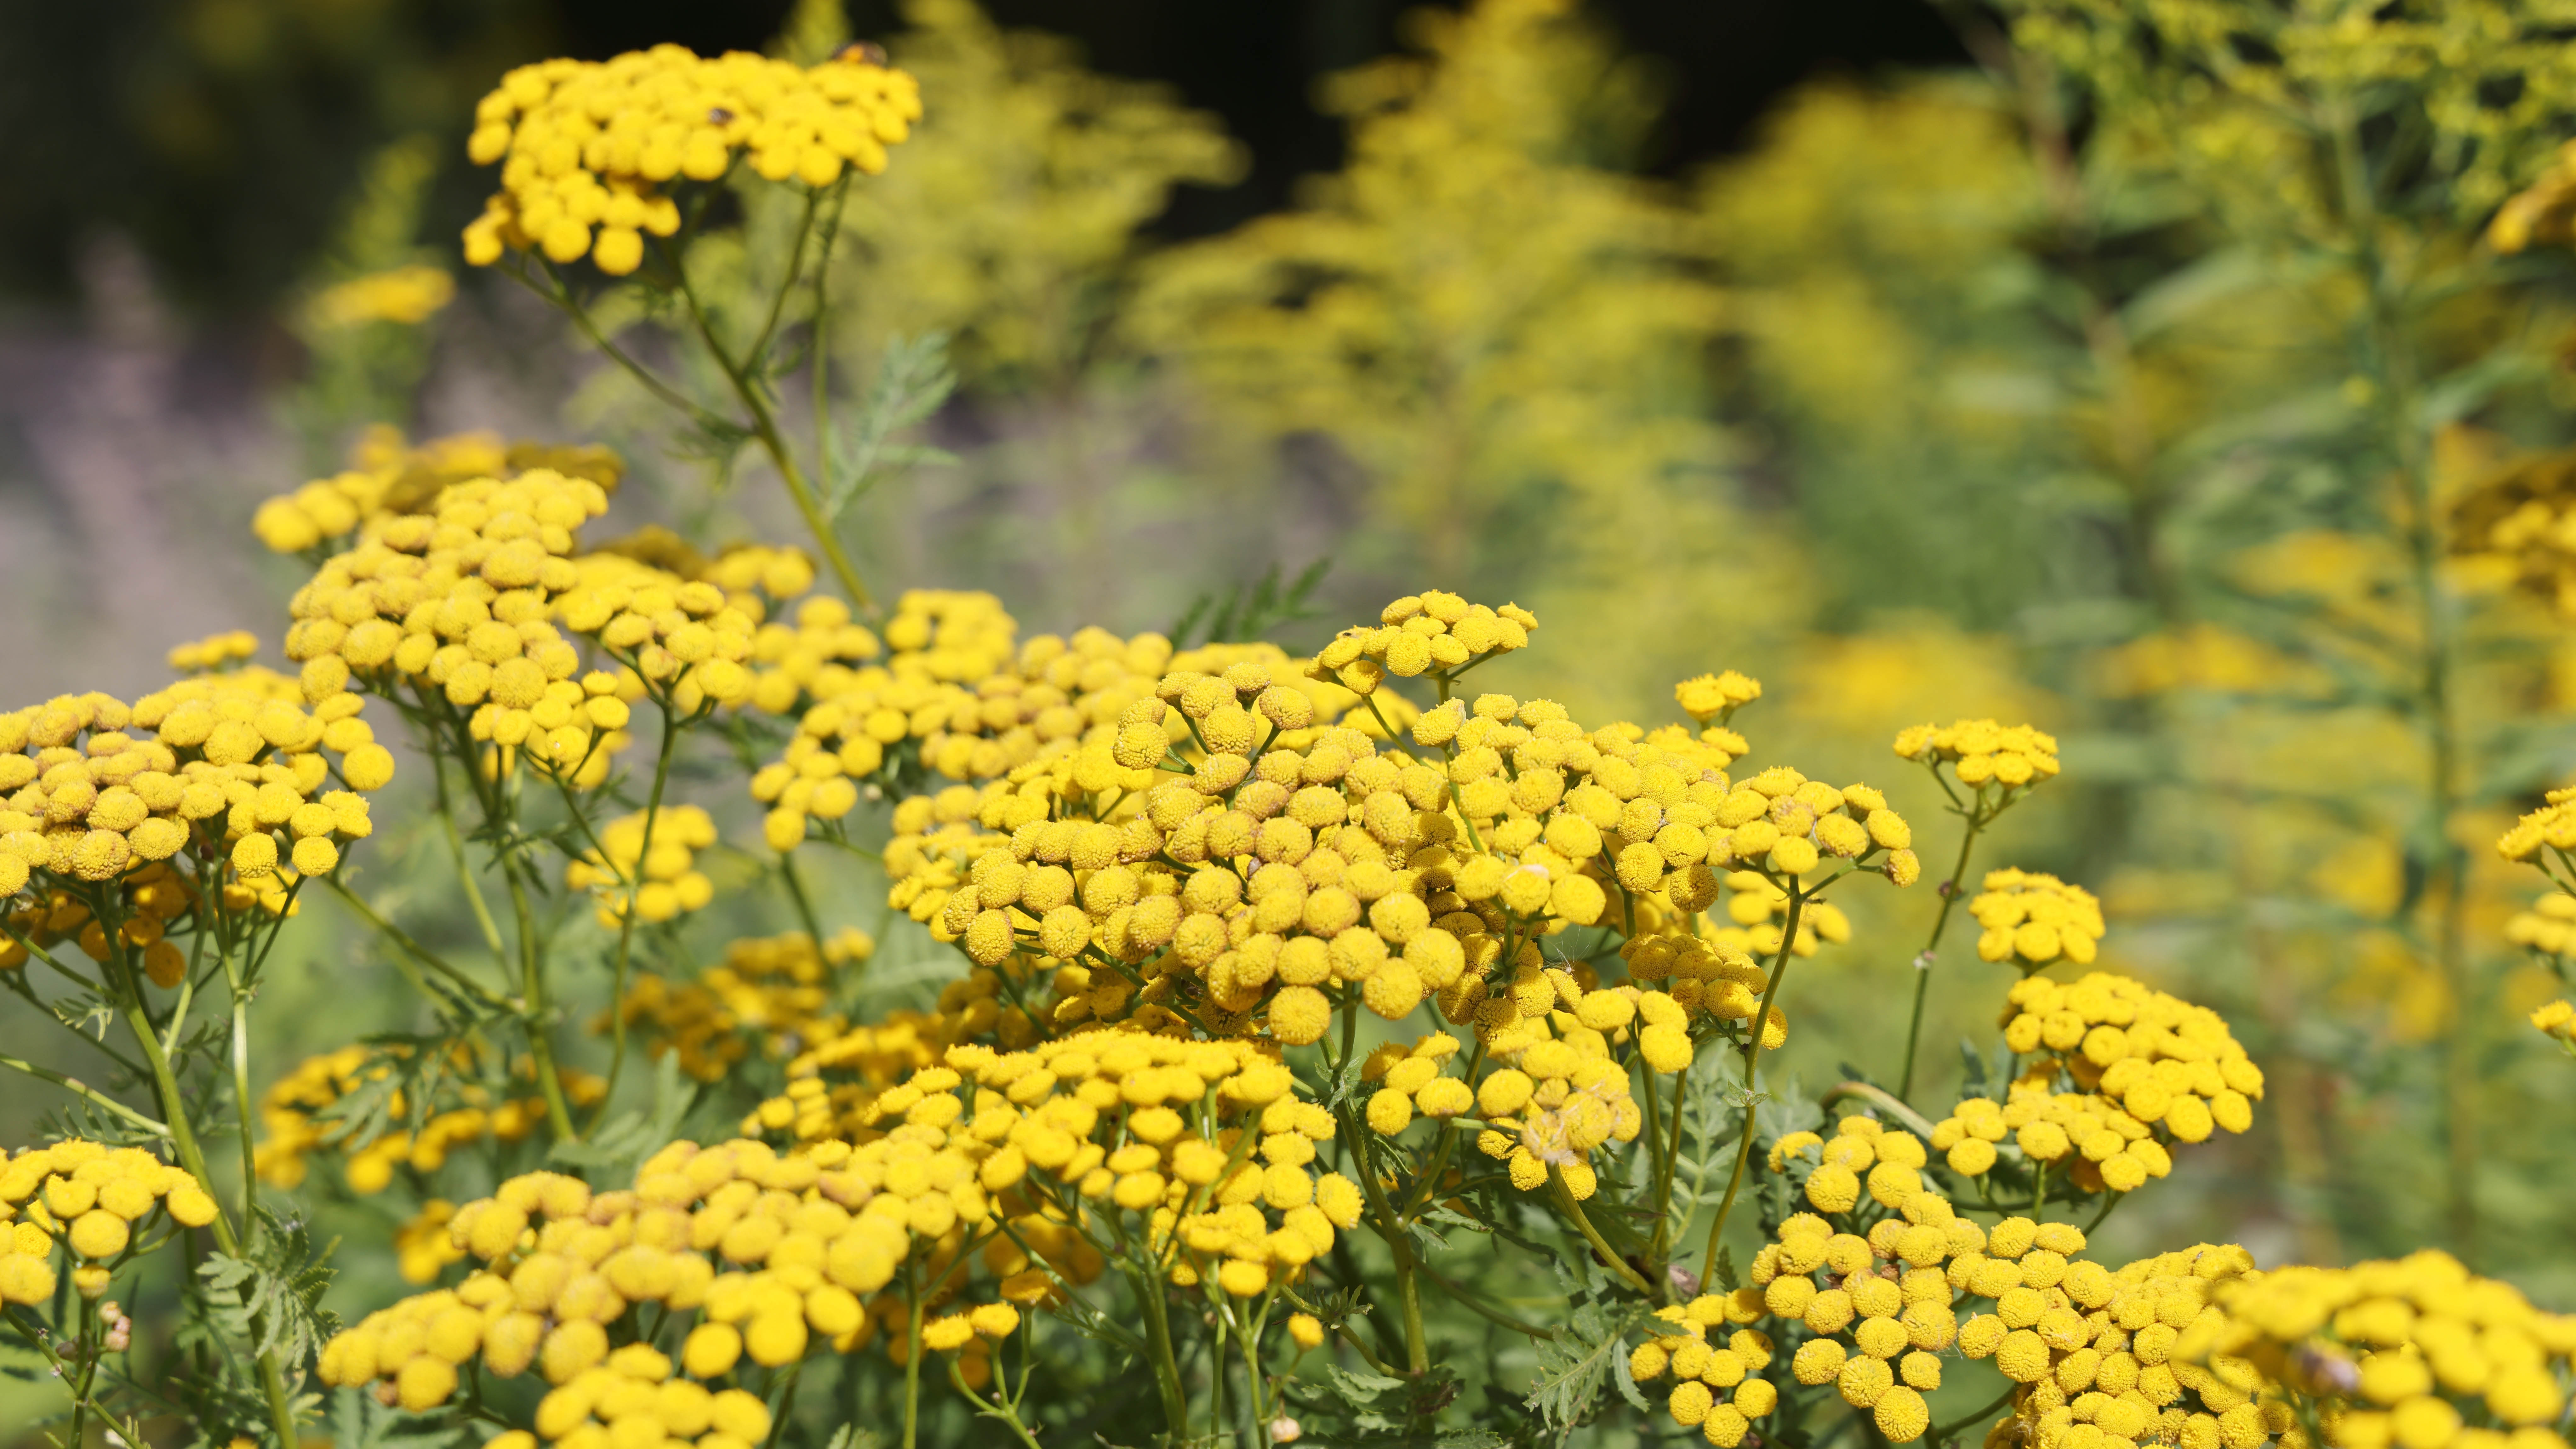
[{"left": 459, "top": 47, "right": 922, "bottom": 272}]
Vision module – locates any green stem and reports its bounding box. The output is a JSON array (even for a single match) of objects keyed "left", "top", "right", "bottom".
[
  {"left": 222, "top": 938, "right": 260, "bottom": 1228},
  {"left": 1649, "top": 1052, "right": 1691, "bottom": 1266},
  {"left": 0, "top": 1053, "right": 166, "bottom": 1136},
  {"left": 779, "top": 850, "right": 827, "bottom": 947},
  {"left": 431, "top": 755, "right": 511, "bottom": 970},
  {"left": 593, "top": 701, "right": 680, "bottom": 1132},
  {"left": 1897, "top": 810, "right": 1986, "bottom": 1104},
  {"left": 667, "top": 243, "right": 874, "bottom": 608},
  {"left": 317, "top": 876, "right": 509, "bottom": 1009},
  {"left": 1700, "top": 883, "right": 1807, "bottom": 1285},
  {"left": 1131, "top": 1256, "right": 1191, "bottom": 1434},
  {"left": 1931, "top": 1381, "right": 2023, "bottom": 1447},
  {"left": 1412, "top": 1258, "right": 1550, "bottom": 1338},
  {"left": 505, "top": 867, "right": 575, "bottom": 1143},
  {"left": 904, "top": 1261, "right": 927, "bottom": 1449},
  {"left": 1820, "top": 1081, "right": 1942, "bottom": 1139},
  {"left": 103, "top": 927, "right": 300, "bottom": 1449},
  {"left": 1549, "top": 1168, "right": 1654, "bottom": 1295},
  {"left": 1348, "top": 1115, "right": 1429, "bottom": 1374}
]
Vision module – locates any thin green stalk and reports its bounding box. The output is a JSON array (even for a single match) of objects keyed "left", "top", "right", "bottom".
[
  {"left": 0, "top": 1053, "right": 165, "bottom": 1136},
  {"left": 779, "top": 850, "right": 827, "bottom": 947},
  {"left": 317, "top": 876, "right": 508, "bottom": 1009},
  {"left": 593, "top": 700, "right": 681, "bottom": 1131},
  {"left": 665, "top": 245, "right": 874, "bottom": 608},
  {"left": 505, "top": 867, "right": 576, "bottom": 1143},
  {"left": 222, "top": 938, "right": 260, "bottom": 1229},
  {"left": 1549, "top": 1167, "right": 1654, "bottom": 1295},
  {"left": 948, "top": 1358, "right": 1045, "bottom": 1449},
  {"left": 1649, "top": 1054, "right": 1691, "bottom": 1265},
  {"left": 430, "top": 755, "right": 511, "bottom": 969},
  {"left": 1130, "top": 1255, "right": 1191, "bottom": 1434},
  {"left": 1348, "top": 1116, "right": 1429, "bottom": 1374},
  {"left": 100, "top": 926, "right": 300, "bottom": 1449},
  {"left": 1700, "top": 885, "right": 1807, "bottom": 1285},
  {"left": 903, "top": 1261, "right": 927, "bottom": 1449},
  {"left": 1896, "top": 808, "right": 1988, "bottom": 1103},
  {"left": 1412, "top": 1258, "right": 1550, "bottom": 1338}
]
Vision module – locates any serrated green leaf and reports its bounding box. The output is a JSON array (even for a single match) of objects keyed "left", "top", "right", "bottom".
[{"left": 1525, "top": 1299, "right": 1653, "bottom": 1431}]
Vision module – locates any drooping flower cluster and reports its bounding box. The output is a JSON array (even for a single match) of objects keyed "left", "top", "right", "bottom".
[
  {"left": 2198, "top": 1250, "right": 2576, "bottom": 1449},
  {"left": 1894, "top": 718, "right": 2061, "bottom": 790},
  {"left": 1972, "top": 869, "right": 2107, "bottom": 971},
  {"left": 460, "top": 46, "right": 922, "bottom": 273},
  {"left": 253, "top": 427, "right": 622, "bottom": 557},
  {"left": 0, "top": 1140, "right": 219, "bottom": 1303},
  {"left": 603, "top": 929, "right": 875, "bottom": 1082},
  {"left": 566, "top": 805, "right": 721, "bottom": 928}
]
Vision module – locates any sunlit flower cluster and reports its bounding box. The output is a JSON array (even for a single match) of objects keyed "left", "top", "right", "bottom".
[
  {"left": 1893, "top": 718, "right": 2061, "bottom": 790},
  {"left": 2503, "top": 891, "right": 2576, "bottom": 966},
  {"left": 0, "top": 669, "right": 389, "bottom": 925},
  {"left": 461, "top": 46, "right": 922, "bottom": 273},
  {"left": 0, "top": 1140, "right": 219, "bottom": 1303},
  {"left": 567, "top": 805, "right": 720, "bottom": 928},
  {"left": 2001, "top": 973, "right": 2264, "bottom": 1134},
  {"left": 1978, "top": 1241, "right": 2264, "bottom": 1449},
  {"left": 2198, "top": 1250, "right": 2576, "bottom": 1449},
  {"left": 1309, "top": 590, "right": 1536, "bottom": 696},
  {"left": 2498, "top": 787, "right": 2576, "bottom": 866},
  {"left": 1629, "top": 1291, "right": 1777, "bottom": 1446},
  {"left": 1973, "top": 870, "right": 2108, "bottom": 971},
  {"left": 253, "top": 427, "right": 623, "bottom": 557}
]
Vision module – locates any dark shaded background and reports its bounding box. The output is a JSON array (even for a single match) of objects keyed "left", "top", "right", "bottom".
[{"left": 0, "top": 0, "right": 1964, "bottom": 312}]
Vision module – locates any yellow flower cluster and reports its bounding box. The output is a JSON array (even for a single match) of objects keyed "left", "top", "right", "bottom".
[
  {"left": 1469, "top": 1007, "right": 1647, "bottom": 1198},
  {"left": 253, "top": 1045, "right": 603, "bottom": 1193},
  {"left": 284, "top": 469, "right": 610, "bottom": 715},
  {"left": 1628, "top": 1293, "right": 1777, "bottom": 1446},
  {"left": 2002, "top": 973, "right": 2264, "bottom": 1135},
  {"left": 167, "top": 630, "right": 259, "bottom": 674},
  {"left": 889, "top": 620, "right": 1916, "bottom": 1069},
  {"left": 306, "top": 265, "right": 456, "bottom": 330},
  {"left": 461, "top": 46, "right": 922, "bottom": 273},
  {"left": 1359, "top": 1030, "right": 1475, "bottom": 1133},
  {"left": 555, "top": 554, "right": 765, "bottom": 714},
  {"left": 1310, "top": 590, "right": 1537, "bottom": 695},
  {"left": 1973, "top": 870, "right": 2108, "bottom": 971},
  {"left": 2502, "top": 890, "right": 2576, "bottom": 965},
  {"left": 397, "top": 1200, "right": 467, "bottom": 1284},
  {"left": 1894, "top": 718, "right": 2062, "bottom": 790},
  {"left": 0, "top": 672, "right": 387, "bottom": 915},
  {"left": 754, "top": 612, "right": 1184, "bottom": 852},
  {"left": 2497, "top": 786, "right": 2576, "bottom": 864},
  {"left": 1620, "top": 930, "right": 1787, "bottom": 1051},
  {"left": 1973, "top": 1241, "right": 2266, "bottom": 1449},
  {"left": 1713, "top": 870, "right": 1853, "bottom": 959},
  {"left": 2199, "top": 1250, "right": 2576, "bottom": 1449},
  {"left": 4, "top": 867, "right": 195, "bottom": 981},
  {"left": 1676, "top": 670, "right": 1762, "bottom": 724},
  {"left": 566, "top": 805, "right": 720, "bottom": 928},
  {"left": 603, "top": 929, "right": 875, "bottom": 1082},
  {"left": 2449, "top": 449, "right": 2576, "bottom": 619},
  {"left": 0, "top": 1140, "right": 219, "bottom": 1303},
  {"left": 743, "top": 1012, "right": 947, "bottom": 1142},
  {"left": 2531, "top": 1000, "right": 2576, "bottom": 1053},
  {"left": 253, "top": 426, "right": 622, "bottom": 557},
  {"left": 1932, "top": 1083, "right": 2179, "bottom": 1195}
]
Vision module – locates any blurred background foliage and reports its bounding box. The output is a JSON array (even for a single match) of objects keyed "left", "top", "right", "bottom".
[{"left": 9, "top": 1, "right": 2576, "bottom": 1433}]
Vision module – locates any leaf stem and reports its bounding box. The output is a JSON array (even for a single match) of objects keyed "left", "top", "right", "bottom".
[
  {"left": 1897, "top": 804, "right": 1987, "bottom": 1103},
  {"left": 1700, "top": 882, "right": 1807, "bottom": 1285}
]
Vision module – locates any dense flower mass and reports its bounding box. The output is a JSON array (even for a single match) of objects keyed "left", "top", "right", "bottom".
[
  {"left": 606, "top": 930, "right": 876, "bottom": 1082},
  {"left": 0, "top": 1141, "right": 219, "bottom": 1303},
  {"left": 254, "top": 1044, "right": 607, "bottom": 1194},
  {"left": 1972, "top": 869, "right": 2107, "bottom": 970},
  {"left": 2199, "top": 1251, "right": 2576, "bottom": 1449},
  {"left": 461, "top": 46, "right": 923, "bottom": 273},
  {"left": 254, "top": 427, "right": 624, "bottom": 557}
]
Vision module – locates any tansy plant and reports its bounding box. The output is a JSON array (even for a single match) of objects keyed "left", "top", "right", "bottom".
[{"left": 7, "top": 12, "right": 2576, "bottom": 1449}]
